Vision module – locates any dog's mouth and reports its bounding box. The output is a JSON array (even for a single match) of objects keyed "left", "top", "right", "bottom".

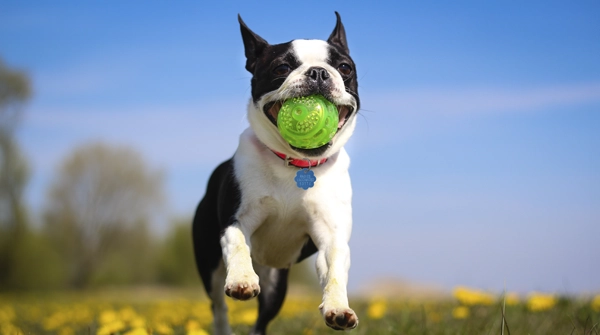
[{"left": 263, "top": 101, "right": 354, "bottom": 131}]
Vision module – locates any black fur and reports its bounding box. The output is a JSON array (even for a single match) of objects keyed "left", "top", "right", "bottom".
[
  {"left": 250, "top": 268, "right": 288, "bottom": 335},
  {"left": 192, "top": 158, "right": 240, "bottom": 295}
]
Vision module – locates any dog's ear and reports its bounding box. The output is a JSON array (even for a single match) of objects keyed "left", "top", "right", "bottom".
[
  {"left": 238, "top": 14, "right": 269, "bottom": 73},
  {"left": 327, "top": 12, "right": 349, "bottom": 54}
]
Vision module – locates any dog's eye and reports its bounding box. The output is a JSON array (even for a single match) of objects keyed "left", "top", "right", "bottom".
[
  {"left": 337, "top": 63, "right": 352, "bottom": 76},
  {"left": 273, "top": 64, "right": 291, "bottom": 76}
]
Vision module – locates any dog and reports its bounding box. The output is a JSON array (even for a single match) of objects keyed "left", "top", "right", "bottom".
[{"left": 192, "top": 12, "right": 360, "bottom": 335}]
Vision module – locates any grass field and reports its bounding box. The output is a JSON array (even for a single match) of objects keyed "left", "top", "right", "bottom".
[{"left": 1, "top": 287, "right": 599, "bottom": 335}]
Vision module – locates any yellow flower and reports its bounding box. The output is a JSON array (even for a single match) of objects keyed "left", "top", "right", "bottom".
[
  {"left": 0, "top": 306, "right": 16, "bottom": 322},
  {"left": 505, "top": 292, "right": 520, "bottom": 306},
  {"left": 191, "top": 303, "right": 212, "bottom": 322},
  {"left": 119, "top": 307, "right": 138, "bottom": 322},
  {"left": 233, "top": 309, "right": 257, "bottom": 325},
  {"left": 187, "top": 329, "right": 209, "bottom": 335},
  {"left": 153, "top": 322, "right": 173, "bottom": 335},
  {"left": 59, "top": 326, "right": 74, "bottom": 335},
  {"left": 43, "top": 313, "right": 66, "bottom": 331},
  {"left": 526, "top": 292, "right": 556, "bottom": 312},
  {"left": 0, "top": 322, "right": 23, "bottom": 335},
  {"left": 185, "top": 319, "right": 200, "bottom": 331},
  {"left": 130, "top": 316, "right": 147, "bottom": 328},
  {"left": 591, "top": 295, "right": 600, "bottom": 312},
  {"left": 367, "top": 299, "right": 387, "bottom": 320},
  {"left": 452, "top": 306, "right": 470, "bottom": 319},
  {"left": 279, "top": 298, "right": 313, "bottom": 319},
  {"left": 98, "top": 310, "right": 118, "bottom": 325},
  {"left": 96, "top": 320, "right": 126, "bottom": 335},
  {"left": 124, "top": 327, "right": 150, "bottom": 335},
  {"left": 453, "top": 286, "right": 495, "bottom": 306}
]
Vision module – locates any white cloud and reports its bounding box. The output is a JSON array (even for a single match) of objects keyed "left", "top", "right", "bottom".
[
  {"left": 33, "top": 67, "right": 124, "bottom": 97},
  {"left": 363, "top": 82, "right": 600, "bottom": 117},
  {"left": 21, "top": 101, "right": 250, "bottom": 172},
  {"left": 348, "top": 82, "right": 600, "bottom": 149},
  {"left": 31, "top": 46, "right": 166, "bottom": 98}
]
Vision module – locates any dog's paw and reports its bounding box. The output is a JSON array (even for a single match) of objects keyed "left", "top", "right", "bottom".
[
  {"left": 224, "top": 276, "right": 260, "bottom": 300},
  {"left": 322, "top": 307, "right": 358, "bottom": 330}
]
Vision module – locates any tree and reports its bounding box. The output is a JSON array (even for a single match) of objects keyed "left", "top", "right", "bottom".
[
  {"left": 43, "top": 143, "right": 164, "bottom": 288},
  {"left": 156, "top": 218, "right": 200, "bottom": 286},
  {"left": 0, "top": 58, "right": 31, "bottom": 288}
]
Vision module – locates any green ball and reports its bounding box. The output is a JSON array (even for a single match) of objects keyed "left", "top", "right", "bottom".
[{"left": 277, "top": 94, "right": 339, "bottom": 149}]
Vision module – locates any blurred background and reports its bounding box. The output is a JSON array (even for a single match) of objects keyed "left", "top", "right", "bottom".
[{"left": 0, "top": 1, "right": 598, "bottom": 294}]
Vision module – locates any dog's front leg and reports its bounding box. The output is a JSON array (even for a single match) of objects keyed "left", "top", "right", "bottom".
[
  {"left": 315, "top": 230, "right": 358, "bottom": 330},
  {"left": 221, "top": 219, "right": 261, "bottom": 300}
]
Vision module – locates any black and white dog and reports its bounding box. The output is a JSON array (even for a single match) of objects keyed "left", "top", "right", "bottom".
[{"left": 192, "top": 12, "right": 360, "bottom": 335}]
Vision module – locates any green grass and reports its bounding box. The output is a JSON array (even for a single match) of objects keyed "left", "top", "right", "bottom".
[
  {"left": 1, "top": 288, "right": 598, "bottom": 335},
  {"left": 261, "top": 298, "right": 600, "bottom": 335}
]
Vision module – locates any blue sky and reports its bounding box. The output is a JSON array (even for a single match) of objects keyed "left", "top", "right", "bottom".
[{"left": 1, "top": 1, "right": 599, "bottom": 294}]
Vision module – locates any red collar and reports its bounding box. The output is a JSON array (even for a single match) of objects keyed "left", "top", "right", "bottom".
[{"left": 272, "top": 150, "right": 328, "bottom": 168}]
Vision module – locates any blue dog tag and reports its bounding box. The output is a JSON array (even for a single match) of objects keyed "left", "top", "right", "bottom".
[{"left": 294, "top": 169, "right": 316, "bottom": 190}]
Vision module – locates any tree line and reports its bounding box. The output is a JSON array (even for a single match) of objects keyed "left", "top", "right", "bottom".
[{"left": 0, "top": 58, "right": 198, "bottom": 290}]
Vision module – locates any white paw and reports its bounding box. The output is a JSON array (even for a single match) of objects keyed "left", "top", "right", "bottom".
[
  {"left": 225, "top": 274, "right": 260, "bottom": 300},
  {"left": 320, "top": 305, "right": 358, "bottom": 330}
]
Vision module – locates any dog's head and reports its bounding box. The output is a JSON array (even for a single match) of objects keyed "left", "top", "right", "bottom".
[{"left": 239, "top": 12, "right": 359, "bottom": 159}]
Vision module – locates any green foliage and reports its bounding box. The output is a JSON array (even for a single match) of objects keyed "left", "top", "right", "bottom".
[
  {"left": 4, "top": 229, "right": 67, "bottom": 290},
  {"left": 90, "top": 224, "right": 158, "bottom": 287},
  {"left": 43, "top": 143, "right": 165, "bottom": 288},
  {"left": 0, "top": 58, "right": 30, "bottom": 127},
  {"left": 156, "top": 219, "right": 200, "bottom": 286},
  {"left": 0, "top": 57, "right": 32, "bottom": 290}
]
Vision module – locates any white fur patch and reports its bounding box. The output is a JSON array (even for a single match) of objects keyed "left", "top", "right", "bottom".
[{"left": 292, "top": 39, "right": 330, "bottom": 64}]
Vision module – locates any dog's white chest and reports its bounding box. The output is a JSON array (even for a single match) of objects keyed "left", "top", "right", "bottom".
[
  {"left": 233, "top": 129, "right": 353, "bottom": 269},
  {"left": 249, "top": 197, "right": 311, "bottom": 268}
]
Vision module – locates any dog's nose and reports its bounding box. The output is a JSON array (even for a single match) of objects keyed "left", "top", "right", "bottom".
[{"left": 306, "top": 67, "right": 330, "bottom": 83}]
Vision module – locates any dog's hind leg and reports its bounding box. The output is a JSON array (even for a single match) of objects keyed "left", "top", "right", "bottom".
[
  {"left": 193, "top": 239, "right": 232, "bottom": 335},
  {"left": 250, "top": 265, "right": 290, "bottom": 335},
  {"left": 209, "top": 260, "right": 232, "bottom": 335},
  {"left": 193, "top": 233, "right": 231, "bottom": 335},
  {"left": 192, "top": 196, "right": 232, "bottom": 335}
]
